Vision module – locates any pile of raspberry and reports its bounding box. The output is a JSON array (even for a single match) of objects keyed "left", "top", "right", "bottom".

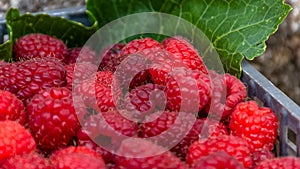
[{"left": 0, "top": 33, "right": 298, "bottom": 169}]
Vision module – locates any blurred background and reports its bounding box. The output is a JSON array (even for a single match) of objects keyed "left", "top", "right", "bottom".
[{"left": 0, "top": 0, "right": 299, "bottom": 105}]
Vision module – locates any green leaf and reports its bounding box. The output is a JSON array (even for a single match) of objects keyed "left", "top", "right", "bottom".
[
  {"left": 0, "top": 8, "right": 97, "bottom": 61},
  {"left": 86, "top": 0, "right": 291, "bottom": 76},
  {"left": 0, "top": 42, "right": 13, "bottom": 62}
]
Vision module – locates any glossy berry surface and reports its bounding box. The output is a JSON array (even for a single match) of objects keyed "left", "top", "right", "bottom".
[
  {"left": 170, "top": 118, "right": 228, "bottom": 160},
  {"left": 191, "top": 151, "right": 245, "bottom": 169},
  {"left": 0, "top": 58, "right": 66, "bottom": 102},
  {"left": 206, "top": 71, "right": 247, "bottom": 120},
  {"left": 115, "top": 139, "right": 188, "bottom": 169},
  {"left": 1, "top": 152, "right": 52, "bottom": 169},
  {"left": 0, "top": 120, "right": 36, "bottom": 161},
  {"left": 27, "top": 87, "right": 80, "bottom": 151},
  {"left": 255, "top": 156, "right": 300, "bottom": 169},
  {"left": 51, "top": 146, "right": 106, "bottom": 169},
  {"left": 186, "top": 135, "right": 253, "bottom": 168},
  {"left": 229, "top": 100, "right": 278, "bottom": 152},
  {"left": 124, "top": 83, "right": 166, "bottom": 121},
  {"left": 13, "top": 33, "right": 68, "bottom": 62},
  {"left": 0, "top": 90, "right": 26, "bottom": 125}
]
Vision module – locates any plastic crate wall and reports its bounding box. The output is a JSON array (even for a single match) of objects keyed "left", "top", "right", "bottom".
[{"left": 1, "top": 6, "right": 300, "bottom": 157}]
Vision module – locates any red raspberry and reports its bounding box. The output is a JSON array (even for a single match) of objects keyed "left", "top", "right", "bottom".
[
  {"left": 150, "top": 37, "right": 209, "bottom": 87},
  {"left": 140, "top": 111, "right": 179, "bottom": 137},
  {"left": 139, "top": 111, "right": 198, "bottom": 136},
  {"left": 75, "top": 71, "right": 121, "bottom": 112},
  {"left": 79, "top": 109, "right": 138, "bottom": 152},
  {"left": 27, "top": 87, "right": 80, "bottom": 151},
  {"left": 0, "top": 90, "right": 26, "bottom": 125},
  {"left": 229, "top": 100, "right": 278, "bottom": 152},
  {"left": 162, "top": 36, "right": 208, "bottom": 75},
  {"left": 77, "top": 128, "right": 115, "bottom": 163},
  {"left": 140, "top": 110, "right": 204, "bottom": 158},
  {"left": 51, "top": 146, "right": 102, "bottom": 159},
  {"left": 13, "top": 33, "right": 68, "bottom": 62},
  {"left": 114, "top": 52, "right": 153, "bottom": 89},
  {"left": 171, "top": 118, "right": 228, "bottom": 160},
  {"left": 1, "top": 152, "right": 52, "bottom": 169},
  {"left": 51, "top": 153, "right": 106, "bottom": 169},
  {"left": 0, "top": 120, "right": 36, "bottom": 162},
  {"left": 252, "top": 149, "right": 275, "bottom": 168},
  {"left": 186, "top": 135, "right": 253, "bottom": 168},
  {"left": 123, "top": 83, "right": 166, "bottom": 121},
  {"left": 161, "top": 37, "right": 174, "bottom": 47},
  {"left": 65, "top": 46, "right": 98, "bottom": 65},
  {"left": 206, "top": 71, "right": 247, "bottom": 120},
  {"left": 51, "top": 146, "right": 106, "bottom": 169},
  {"left": 116, "top": 38, "right": 162, "bottom": 88},
  {"left": 164, "top": 68, "right": 211, "bottom": 113},
  {"left": 255, "top": 156, "right": 300, "bottom": 169},
  {"left": 115, "top": 139, "right": 189, "bottom": 169},
  {"left": 120, "top": 37, "right": 162, "bottom": 60},
  {"left": 149, "top": 50, "right": 187, "bottom": 86},
  {"left": 191, "top": 151, "right": 245, "bottom": 169},
  {"left": 84, "top": 109, "right": 139, "bottom": 137},
  {"left": 0, "top": 58, "right": 66, "bottom": 102},
  {"left": 64, "top": 63, "right": 97, "bottom": 90},
  {"left": 99, "top": 43, "right": 126, "bottom": 72}
]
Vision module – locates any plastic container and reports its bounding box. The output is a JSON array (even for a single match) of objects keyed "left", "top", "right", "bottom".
[{"left": 1, "top": 6, "right": 300, "bottom": 157}]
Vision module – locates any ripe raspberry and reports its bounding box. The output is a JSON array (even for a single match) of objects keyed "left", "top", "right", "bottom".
[
  {"left": 123, "top": 83, "right": 166, "bottom": 121},
  {"left": 150, "top": 37, "right": 209, "bottom": 87},
  {"left": 65, "top": 46, "right": 98, "bottom": 65},
  {"left": 191, "top": 151, "right": 245, "bottom": 169},
  {"left": 115, "top": 139, "right": 189, "bottom": 169},
  {"left": 1, "top": 152, "right": 52, "bottom": 169},
  {"left": 0, "top": 90, "right": 26, "bottom": 125},
  {"left": 140, "top": 111, "right": 179, "bottom": 138},
  {"left": 140, "top": 111, "right": 195, "bottom": 137},
  {"left": 51, "top": 146, "right": 102, "bottom": 159},
  {"left": 140, "top": 110, "right": 203, "bottom": 157},
  {"left": 27, "top": 87, "right": 80, "bottom": 151},
  {"left": 77, "top": 128, "right": 115, "bottom": 163},
  {"left": 252, "top": 149, "right": 275, "bottom": 168},
  {"left": 83, "top": 109, "right": 138, "bottom": 137},
  {"left": 171, "top": 118, "right": 228, "bottom": 160},
  {"left": 162, "top": 36, "right": 208, "bottom": 75},
  {"left": 0, "top": 58, "right": 66, "bottom": 102},
  {"left": 13, "top": 33, "right": 68, "bottom": 62},
  {"left": 120, "top": 37, "right": 162, "bottom": 60},
  {"left": 114, "top": 52, "right": 152, "bottom": 89},
  {"left": 206, "top": 71, "right": 247, "bottom": 120},
  {"left": 229, "top": 100, "right": 278, "bottom": 152},
  {"left": 51, "top": 146, "right": 106, "bottom": 169},
  {"left": 255, "top": 156, "right": 300, "bottom": 169},
  {"left": 0, "top": 120, "right": 36, "bottom": 161},
  {"left": 75, "top": 71, "right": 121, "bottom": 112},
  {"left": 186, "top": 135, "right": 253, "bottom": 168},
  {"left": 79, "top": 109, "right": 138, "bottom": 152},
  {"left": 149, "top": 50, "right": 187, "bottom": 86},
  {"left": 164, "top": 68, "right": 211, "bottom": 113},
  {"left": 161, "top": 37, "right": 174, "bottom": 47},
  {"left": 64, "top": 63, "right": 97, "bottom": 90},
  {"left": 115, "top": 38, "right": 163, "bottom": 89},
  {"left": 99, "top": 43, "right": 126, "bottom": 72}
]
